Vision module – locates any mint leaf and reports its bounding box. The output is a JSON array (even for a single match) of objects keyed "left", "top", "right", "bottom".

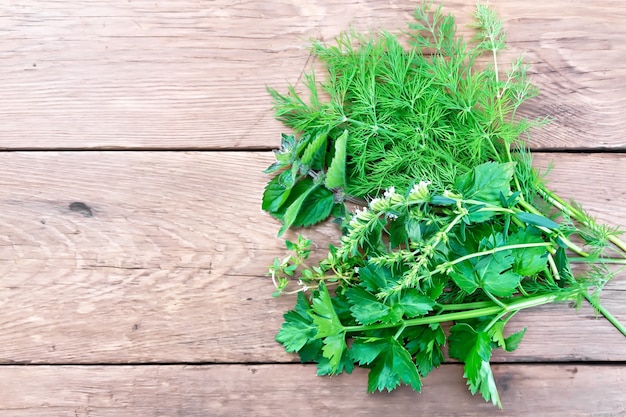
[
  {"left": 301, "top": 131, "right": 328, "bottom": 167},
  {"left": 279, "top": 181, "right": 319, "bottom": 236},
  {"left": 367, "top": 337, "right": 422, "bottom": 392},
  {"left": 293, "top": 185, "right": 334, "bottom": 228},
  {"left": 262, "top": 170, "right": 292, "bottom": 213},
  {"left": 264, "top": 133, "right": 296, "bottom": 174},
  {"left": 449, "top": 323, "right": 501, "bottom": 408},
  {"left": 325, "top": 130, "right": 347, "bottom": 189}
]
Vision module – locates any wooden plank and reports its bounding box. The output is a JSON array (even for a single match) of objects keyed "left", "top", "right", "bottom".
[
  {"left": 0, "top": 1, "right": 624, "bottom": 150},
  {"left": 0, "top": 151, "right": 625, "bottom": 363},
  {"left": 0, "top": 364, "right": 624, "bottom": 416}
]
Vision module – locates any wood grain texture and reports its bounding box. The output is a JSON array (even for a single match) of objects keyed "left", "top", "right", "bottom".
[
  {"left": 0, "top": 151, "right": 625, "bottom": 364},
  {"left": 0, "top": 364, "right": 623, "bottom": 416},
  {"left": 0, "top": 0, "right": 624, "bottom": 150}
]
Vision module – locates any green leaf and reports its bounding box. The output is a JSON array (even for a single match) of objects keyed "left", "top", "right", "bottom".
[
  {"left": 387, "top": 215, "right": 408, "bottom": 248},
  {"left": 487, "top": 321, "right": 507, "bottom": 350},
  {"left": 309, "top": 283, "right": 347, "bottom": 372},
  {"left": 508, "top": 229, "right": 549, "bottom": 276},
  {"left": 311, "top": 282, "right": 345, "bottom": 338},
  {"left": 359, "top": 263, "right": 397, "bottom": 293},
  {"left": 474, "top": 253, "right": 522, "bottom": 297},
  {"left": 395, "top": 289, "right": 435, "bottom": 318},
  {"left": 455, "top": 162, "right": 514, "bottom": 206},
  {"left": 325, "top": 130, "right": 348, "bottom": 189},
  {"left": 317, "top": 348, "right": 355, "bottom": 376},
  {"left": 265, "top": 133, "right": 296, "bottom": 174},
  {"left": 278, "top": 181, "right": 319, "bottom": 236},
  {"left": 262, "top": 171, "right": 293, "bottom": 213},
  {"left": 275, "top": 292, "right": 317, "bottom": 353},
  {"left": 515, "top": 212, "right": 559, "bottom": 229},
  {"left": 351, "top": 337, "right": 388, "bottom": 365},
  {"left": 450, "top": 260, "right": 480, "bottom": 295},
  {"left": 320, "top": 332, "right": 348, "bottom": 373},
  {"left": 301, "top": 131, "right": 328, "bottom": 167},
  {"left": 405, "top": 324, "right": 446, "bottom": 377},
  {"left": 293, "top": 185, "right": 335, "bottom": 228},
  {"left": 346, "top": 286, "right": 392, "bottom": 325},
  {"left": 431, "top": 195, "right": 456, "bottom": 205},
  {"left": 449, "top": 323, "right": 501, "bottom": 407},
  {"left": 504, "top": 328, "right": 526, "bottom": 352},
  {"left": 366, "top": 338, "right": 422, "bottom": 392}
]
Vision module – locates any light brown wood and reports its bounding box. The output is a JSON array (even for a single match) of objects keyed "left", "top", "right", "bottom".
[
  {"left": 2, "top": 0, "right": 626, "bottom": 413},
  {"left": 0, "top": 364, "right": 623, "bottom": 416},
  {"left": 0, "top": 1, "right": 625, "bottom": 150},
  {"left": 0, "top": 151, "right": 625, "bottom": 364}
]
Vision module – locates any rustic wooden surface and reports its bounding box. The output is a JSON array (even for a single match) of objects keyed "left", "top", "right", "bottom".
[{"left": 0, "top": 1, "right": 625, "bottom": 415}]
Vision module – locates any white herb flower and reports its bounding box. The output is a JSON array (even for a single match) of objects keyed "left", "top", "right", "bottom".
[
  {"left": 408, "top": 180, "right": 431, "bottom": 202},
  {"left": 356, "top": 206, "right": 370, "bottom": 220},
  {"left": 369, "top": 197, "right": 388, "bottom": 212},
  {"left": 383, "top": 186, "right": 396, "bottom": 199}
]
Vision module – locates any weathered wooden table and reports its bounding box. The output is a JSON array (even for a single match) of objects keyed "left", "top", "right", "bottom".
[{"left": 1, "top": 1, "right": 625, "bottom": 415}]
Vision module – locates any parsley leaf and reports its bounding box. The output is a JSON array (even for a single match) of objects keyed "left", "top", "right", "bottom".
[
  {"left": 352, "top": 337, "right": 422, "bottom": 393},
  {"left": 449, "top": 323, "right": 501, "bottom": 408},
  {"left": 395, "top": 289, "right": 436, "bottom": 318},
  {"left": 275, "top": 292, "right": 317, "bottom": 353},
  {"left": 475, "top": 253, "right": 522, "bottom": 297},
  {"left": 346, "top": 286, "right": 392, "bottom": 325}
]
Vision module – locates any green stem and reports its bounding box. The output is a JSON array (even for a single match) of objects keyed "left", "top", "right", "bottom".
[
  {"left": 517, "top": 199, "right": 589, "bottom": 257},
  {"left": 539, "top": 186, "right": 626, "bottom": 254},
  {"left": 436, "top": 300, "right": 496, "bottom": 311},
  {"left": 583, "top": 292, "right": 626, "bottom": 337},
  {"left": 485, "top": 309, "right": 510, "bottom": 332},
  {"left": 344, "top": 293, "right": 562, "bottom": 333},
  {"left": 536, "top": 185, "right": 626, "bottom": 338},
  {"left": 484, "top": 289, "right": 508, "bottom": 310},
  {"left": 569, "top": 257, "right": 626, "bottom": 265},
  {"left": 447, "top": 242, "right": 553, "bottom": 267}
]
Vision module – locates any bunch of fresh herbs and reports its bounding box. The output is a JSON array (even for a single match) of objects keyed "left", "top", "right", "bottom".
[{"left": 262, "top": 2, "right": 626, "bottom": 408}]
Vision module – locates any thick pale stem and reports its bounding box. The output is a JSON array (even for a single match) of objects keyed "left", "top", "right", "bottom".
[
  {"left": 583, "top": 293, "right": 626, "bottom": 337},
  {"left": 539, "top": 186, "right": 626, "bottom": 254},
  {"left": 344, "top": 293, "right": 562, "bottom": 333}
]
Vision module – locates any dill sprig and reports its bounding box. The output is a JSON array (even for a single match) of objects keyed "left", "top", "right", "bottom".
[{"left": 268, "top": 3, "right": 539, "bottom": 197}]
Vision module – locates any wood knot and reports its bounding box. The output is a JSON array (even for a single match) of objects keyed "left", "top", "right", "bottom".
[{"left": 69, "top": 202, "right": 93, "bottom": 217}]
